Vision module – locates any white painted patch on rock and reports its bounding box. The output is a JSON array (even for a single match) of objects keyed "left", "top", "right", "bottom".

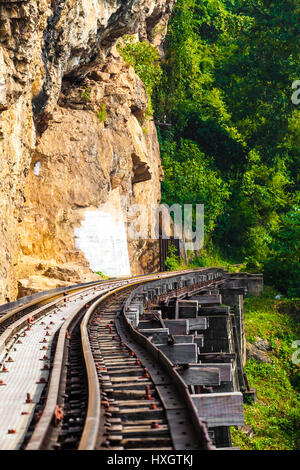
[
  {"left": 74, "top": 191, "right": 131, "bottom": 277},
  {"left": 33, "top": 161, "right": 40, "bottom": 176}
]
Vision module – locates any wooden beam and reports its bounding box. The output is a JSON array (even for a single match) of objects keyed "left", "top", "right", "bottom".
[
  {"left": 139, "top": 329, "right": 169, "bottom": 345},
  {"left": 139, "top": 328, "right": 169, "bottom": 335},
  {"left": 157, "top": 343, "right": 198, "bottom": 364},
  {"left": 188, "top": 317, "right": 208, "bottom": 331},
  {"left": 175, "top": 299, "right": 179, "bottom": 319},
  {"left": 198, "top": 306, "right": 230, "bottom": 316},
  {"left": 172, "top": 335, "right": 194, "bottom": 344},
  {"left": 197, "top": 363, "right": 232, "bottom": 382},
  {"left": 191, "top": 295, "right": 221, "bottom": 305},
  {"left": 194, "top": 335, "right": 204, "bottom": 348},
  {"left": 192, "top": 392, "right": 244, "bottom": 427},
  {"left": 178, "top": 366, "right": 220, "bottom": 386},
  {"left": 178, "top": 300, "right": 198, "bottom": 319},
  {"left": 164, "top": 320, "right": 189, "bottom": 335},
  {"left": 198, "top": 352, "right": 236, "bottom": 361}
]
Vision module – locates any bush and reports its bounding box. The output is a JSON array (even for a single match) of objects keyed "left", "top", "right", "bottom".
[
  {"left": 165, "top": 244, "right": 181, "bottom": 271},
  {"left": 117, "top": 35, "right": 162, "bottom": 116},
  {"left": 95, "top": 271, "right": 109, "bottom": 280},
  {"left": 81, "top": 86, "right": 91, "bottom": 102},
  {"left": 97, "top": 104, "right": 107, "bottom": 123}
]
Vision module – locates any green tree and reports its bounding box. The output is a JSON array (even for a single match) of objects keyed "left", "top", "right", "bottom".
[{"left": 160, "top": 136, "right": 230, "bottom": 236}]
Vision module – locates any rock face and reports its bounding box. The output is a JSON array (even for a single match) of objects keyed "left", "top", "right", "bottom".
[
  {"left": 0, "top": 0, "right": 175, "bottom": 302},
  {"left": 246, "top": 341, "right": 272, "bottom": 364}
]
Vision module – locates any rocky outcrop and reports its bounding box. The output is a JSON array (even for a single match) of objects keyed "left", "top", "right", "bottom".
[
  {"left": 246, "top": 338, "right": 272, "bottom": 364},
  {"left": 0, "top": 0, "right": 175, "bottom": 302},
  {"left": 0, "top": 0, "right": 175, "bottom": 114}
]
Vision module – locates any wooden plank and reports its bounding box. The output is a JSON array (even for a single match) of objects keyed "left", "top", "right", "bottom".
[
  {"left": 198, "top": 352, "right": 236, "bottom": 361},
  {"left": 118, "top": 409, "right": 165, "bottom": 419},
  {"left": 108, "top": 367, "right": 145, "bottom": 375},
  {"left": 175, "top": 299, "right": 179, "bottom": 319},
  {"left": 139, "top": 328, "right": 169, "bottom": 345},
  {"left": 197, "top": 363, "right": 232, "bottom": 382},
  {"left": 121, "top": 437, "right": 172, "bottom": 448},
  {"left": 157, "top": 343, "right": 198, "bottom": 364},
  {"left": 151, "top": 334, "right": 169, "bottom": 345},
  {"left": 194, "top": 335, "right": 204, "bottom": 348},
  {"left": 178, "top": 300, "right": 198, "bottom": 319},
  {"left": 139, "top": 328, "right": 169, "bottom": 335},
  {"left": 178, "top": 366, "right": 220, "bottom": 386},
  {"left": 114, "top": 400, "right": 161, "bottom": 407},
  {"left": 139, "top": 320, "right": 162, "bottom": 329},
  {"left": 198, "top": 306, "right": 230, "bottom": 316},
  {"left": 110, "top": 376, "right": 151, "bottom": 382},
  {"left": 201, "top": 316, "right": 229, "bottom": 353},
  {"left": 122, "top": 425, "right": 169, "bottom": 435},
  {"left": 192, "top": 295, "right": 221, "bottom": 305},
  {"left": 190, "top": 290, "right": 220, "bottom": 297},
  {"left": 188, "top": 317, "right": 208, "bottom": 331},
  {"left": 122, "top": 419, "right": 165, "bottom": 425},
  {"left": 172, "top": 335, "right": 194, "bottom": 344},
  {"left": 192, "top": 392, "right": 244, "bottom": 427},
  {"left": 164, "top": 320, "right": 189, "bottom": 335},
  {"left": 125, "top": 312, "right": 139, "bottom": 328}
]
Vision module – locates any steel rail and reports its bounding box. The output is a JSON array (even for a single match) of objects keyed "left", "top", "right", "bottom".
[
  {"left": 0, "top": 278, "right": 130, "bottom": 450},
  {"left": 0, "top": 280, "right": 123, "bottom": 356},
  {"left": 25, "top": 280, "right": 127, "bottom": 450},
  {"left": 0, "top": 279, "right": 116, "bottom": 328},
  {"left": 25, "top": 301, "right": 85, "bottom": 450}
]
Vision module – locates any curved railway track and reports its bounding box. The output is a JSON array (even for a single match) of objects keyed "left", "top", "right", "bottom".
[
  {"left": 80, "top": 287, "right": 210, "bottom": 451},
  {"left": 0, "top": 268, "right": 257, "bottom": 450}
]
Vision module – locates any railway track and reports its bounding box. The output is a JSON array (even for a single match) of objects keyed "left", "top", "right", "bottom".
[
  {"left": 0, "top": 272, "right": 189, "bottom": 449},
  {"left": 84, "top": 289, "right": 209, "bottom": 450},
  {"left": 0, "top": 277, "right": 140, "bottom": 449},
  {"left": 91, "top": 289, "right": 173, "bottom": 451},
  {"left": 0, "top": 269, "right": 260, "bottom": 450}
]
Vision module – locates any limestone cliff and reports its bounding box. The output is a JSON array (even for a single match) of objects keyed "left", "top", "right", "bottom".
[{"left": 0, "top": 0, "right": 175, "bottom": 302}]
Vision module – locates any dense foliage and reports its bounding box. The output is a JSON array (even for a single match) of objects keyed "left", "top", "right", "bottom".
[
  {"left": 117, "top": 35, "right": 162, "bottom": 115},
  {"left": 153, "top": 0, "right": 300, "bottom": 296}
]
